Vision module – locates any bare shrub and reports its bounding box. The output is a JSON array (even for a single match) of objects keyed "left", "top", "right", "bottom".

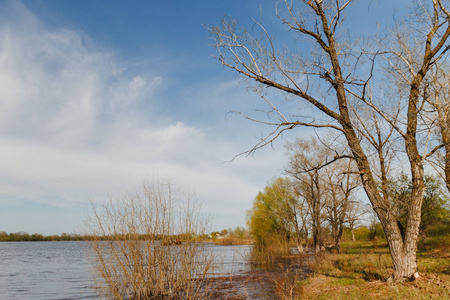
[{"left": 84, "top": 180, "right": 214, "bottom": 299}]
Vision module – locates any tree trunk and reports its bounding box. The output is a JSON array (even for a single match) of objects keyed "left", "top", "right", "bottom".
[
  {"left": 351, "top": 225, "right": 355, "bottom": 241},
  {"left": 388, "top": 242, "right": 420, "bottom": 281},
  {"left": 297, "top": 242, "right": 304, "bottom": 254},
  {"left": 334, "top": 236, "right": 341, "bottom": 254},
  {"left": 340, "top": 117, "right": 423, "bottom": 281},
  {"left": 421, "top": 229, "right": 427, "bottom": 243},
  {"left": 315, "top": 242, "right": 321, "bottom": 253},
  {"left": 335, "top": 225, "right": 343, "bottom": 253},
  {"left": 376, "top": 180, "right": 423, "bottom": 281},
  {"left": 292, "top": 210, "right": 304, "bottom": 254},
  {"left": 441, "top": 119, "right": 450, "bottom": 193},
  {"left": 313, "top": 222, "right": 319, "bottom": 252},
  {"left": 303, "top": 225, "right": 309, "bottom": 252},
  {"left": 293, "top": 219, "right": 304, "bottom": 254}
]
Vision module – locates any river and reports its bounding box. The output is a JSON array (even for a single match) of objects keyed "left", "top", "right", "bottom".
[{"left": 0, "top": 241, "right": 253, "bottom": 300}]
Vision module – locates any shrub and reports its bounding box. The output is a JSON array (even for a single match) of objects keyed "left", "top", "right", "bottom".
[
  {"left": 84, "top": 180, "right": 214, "bottom": 300},
  {"left": 353, "top": 226, "right": 370, "bottom": 240}
]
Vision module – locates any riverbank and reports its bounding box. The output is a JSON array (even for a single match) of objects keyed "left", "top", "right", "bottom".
[
  {"left": 214, "top": 235, "right": 450, "bottom": 300},
  {"left": 212, "top": 237, "right": 254, "bottom": 246}
]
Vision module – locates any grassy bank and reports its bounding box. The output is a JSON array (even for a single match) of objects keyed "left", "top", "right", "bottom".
[{"left": 295, "top": 236, "right": 450, "bottom": 299}]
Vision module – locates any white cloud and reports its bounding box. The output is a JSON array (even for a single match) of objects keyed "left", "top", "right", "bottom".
[{"left": 0, "top": 2, "right": 290, "bottom": 234}]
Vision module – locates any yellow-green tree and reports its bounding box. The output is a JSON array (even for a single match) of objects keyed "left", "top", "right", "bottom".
[{"left": 247, "top": 177, "right": 301, "bottom": 247}]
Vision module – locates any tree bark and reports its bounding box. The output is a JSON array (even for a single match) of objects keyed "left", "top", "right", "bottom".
[{"left": 441, "top": 121, "right": 450, "bottom": 193}]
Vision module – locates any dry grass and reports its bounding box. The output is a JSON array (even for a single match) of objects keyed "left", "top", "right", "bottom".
[
  {"left": 273, "top": 267, "right": 305, "bottom": 300},
  {"left": 299, "top": 274, "right": 450, "bottom": 299},
  {"left": 297, "top": 237, "right": 450, "bottom": 299},
  {"left": 213, "top": 237, "right": 253, "bottom": 246},
  {"left": 310, "top": 249, "right": 392, "bottom": 281}
]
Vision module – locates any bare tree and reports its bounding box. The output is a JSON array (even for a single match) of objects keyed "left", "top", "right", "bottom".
[
  {"left": 286, "top": 137, "right": 360, "bottom": 253},
  {"left": 323, "top": 159, "right": 359, "bottom": 253},
  {"left": 292, "top": 183, "right": 310, "bottom": 253},
  {"left": 423, "top": 66, "right": 450, "bottom": 192},
  {"left": 286, "top": 138, "right": 330, "bottom": 253},
  {"left": 345, "top": 197, "right": 369, "bottom": 242},
  {"left": 209, "top": 0, "right": 450, "bottom": 281}
]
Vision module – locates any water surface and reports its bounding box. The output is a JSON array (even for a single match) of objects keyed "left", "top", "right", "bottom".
[
  {"left": 0, "top": 241, "right": 251, "bottom": 299},
  {"left": 0, "top": 241, "right": 95, "bottom": 300}
]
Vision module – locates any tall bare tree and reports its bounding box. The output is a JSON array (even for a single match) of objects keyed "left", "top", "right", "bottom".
[
  {"left": 424, "top": 66, "right": 450, "bottom": 192},
  {"left": 286, "top": 138, "right": 330, "bottom": 253},
  {"left": 323, "top": 159, "right": 359, "bottom": 253},
  {"left": 210, "top": 0, "right": 450, "bottom": 281},
  {"left": 286, "top": 137, "right": 360, "bottom": 253},
  {"left": 292, "top": 183, "right": 310, "bottom": 253}
]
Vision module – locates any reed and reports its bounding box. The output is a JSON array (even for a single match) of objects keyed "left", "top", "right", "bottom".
[{"left": 248, "top": 236, "right": 290, "bottom": 267}]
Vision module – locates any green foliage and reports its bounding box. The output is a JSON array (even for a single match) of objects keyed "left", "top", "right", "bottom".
[
  {"left": 389, "top": 174, "right": 450, "bottom": 238},
  {"left": 427, "top": 221, "right": 450, "bottom": 237},
  {"left": 343, "top": 226, "right": 371, "bottom": 241},
  {"left": 368, "top": 221, "right": 385, "bottom": 241}
]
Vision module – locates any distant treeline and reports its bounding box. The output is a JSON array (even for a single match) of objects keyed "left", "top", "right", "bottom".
[
  {"left": 0, "top": 231, "right": 214, "bottom": 242},
  {"left": 0, "top": 231, "right": 86, "bottom": 242}
]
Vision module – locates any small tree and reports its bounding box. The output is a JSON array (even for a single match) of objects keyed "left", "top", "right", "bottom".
[
  {"left": 246, "top": 177, "right": 298, "bottom": 264},
  {"left": 247, "top": 178, "right": 292, "bottom": 245}
]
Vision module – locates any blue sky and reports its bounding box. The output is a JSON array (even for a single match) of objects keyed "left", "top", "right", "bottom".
[{"left": 0, "top": 0, "right": 408, "bottom": 235}]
